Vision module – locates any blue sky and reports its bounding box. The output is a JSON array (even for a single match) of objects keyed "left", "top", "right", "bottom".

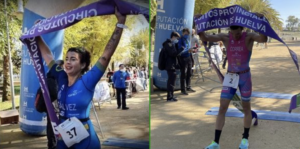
[{"left": 269, "top": 0, "right": 300, "bottom": 26}]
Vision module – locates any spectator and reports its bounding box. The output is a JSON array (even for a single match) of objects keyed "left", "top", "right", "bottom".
[
  {"left": 106, "top": 68, "right": 115, "bottom": 97},
  {"left": 163, "top": 31, "right": 181, "bottom": 101},
  {"left": 178, "top": 28, "right": 196, "bottom": 95},
  {"left": 113, "top": 64, "right": 130, "bottom": 110}
]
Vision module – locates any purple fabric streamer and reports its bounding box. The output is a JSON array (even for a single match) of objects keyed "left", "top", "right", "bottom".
[
  {"left": 19, "top": 0, "right": 148, "bottom": 137},
  {"left": 194, "top": 5, "right": 300, "bottom": 115},
  {"left": 289, "top": 93, "right": 300, "bottom": 113},
  {"left": 22, "top": 37, "right": 60, "bottom": 131},
  {"left": 20, "top": 0, "right": 148, "bottom": 40},
  {"left": 194, "top": 5, "right": 300, "bottom": 76}
]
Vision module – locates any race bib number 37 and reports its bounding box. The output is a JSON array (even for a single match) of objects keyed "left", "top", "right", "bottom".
[
  {"left": 223, "top": 73, "right": 239, "bottom": 89},
  {"left": 56, "top": 117, "right": 89, "bottom": 147}
]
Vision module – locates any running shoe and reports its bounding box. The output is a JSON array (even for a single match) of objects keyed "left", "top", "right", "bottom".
[
  {"left": 205, "top": 141, "right": 220, "bottom": 149},
  {"left": 239, "top": 138, "right": 249, "bottom": 149}
]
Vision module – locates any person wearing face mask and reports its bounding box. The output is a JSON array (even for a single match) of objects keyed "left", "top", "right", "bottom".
[
  {"left": 113, "top": 64, "right": 130, "bottom": 110},
  {"left": 162, "top": 31, "right": 181, "bottom": 101},
  {"left": 178, "top": 28, "right": 196, "bottom": 95}
]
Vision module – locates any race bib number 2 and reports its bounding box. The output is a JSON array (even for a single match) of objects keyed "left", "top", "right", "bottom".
[
  {"left": 223, "top": 73, "right": 239, "bottom": 89},
  {"left": 56, "top": 117, "right": 89, "bottom": 147}
]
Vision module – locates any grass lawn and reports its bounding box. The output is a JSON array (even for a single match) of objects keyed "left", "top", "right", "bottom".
[
  {"left": 0, "top": 82, "right": 21, "bottom": 111},
  {"left": 0, "top": 97, "right": 20, "bottom": 111}
]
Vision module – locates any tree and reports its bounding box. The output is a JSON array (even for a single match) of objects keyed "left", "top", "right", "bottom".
[
  {"left": 286, "top": 15, "right": 299, "bottom": 31},
  {"left": 129, "top": 29, "right": 149, "bottom": 67},
  {"left": 194, "top": 0, "right": 231, "bottom": 15},
  {"left": 236, "top": 0, "right": 283, "bottom": 31},
  {"left": 150, "top": 0, "right": 156, "bottom": 36},
  {"left": 0, "top": 0, "right": 23, "bottom": 102},
  {"left": 63, "top": 15, "right": 138, "bottom": 70}
]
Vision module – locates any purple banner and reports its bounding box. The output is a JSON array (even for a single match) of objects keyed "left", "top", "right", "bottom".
[
  {"left": 22, "top": 37, "right": 59, "bottom": 135},
  {"left": 19, "top": 0, "right": 148, "bottom": 137},
  {"left": 289, "top": 93, "right": 300, "bottom": 113},
  {"left": 20, "top": 0, "right": 148, "bottom": 40},
  {"left": 194, "top": 5, "right": 300, "bottom": 76}
]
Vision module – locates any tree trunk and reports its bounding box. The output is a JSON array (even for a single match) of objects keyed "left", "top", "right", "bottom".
[
  {"left": 111, "top": 61, "right": 114, "bottom": 71},
  {"left": 2, "top": 55, "right": 11, "bottom": 102},
  {"left": 150, "top": 15, "right": 156, "bottom": 38}
]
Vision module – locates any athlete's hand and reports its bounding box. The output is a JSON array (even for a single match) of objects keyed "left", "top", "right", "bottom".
[
  {"left": 194, "top": 14, "right": 203, "bottom": 19},
  {"left": 115, "top": 7, "right": 126, "bottom": 24},
  {"left": 34, "top": 19, "right": 41, "bottom": 25}
]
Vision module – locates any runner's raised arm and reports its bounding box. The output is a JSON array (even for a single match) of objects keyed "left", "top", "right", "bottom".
[{"left": 98, "top": 8, "right": 126, "bottom": 69}]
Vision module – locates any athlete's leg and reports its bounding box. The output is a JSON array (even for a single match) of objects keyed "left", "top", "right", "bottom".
[
  {"left": 238, "top": 72, "right": 252, "bottom": 148},
  {"left": 214, "top": 99, "right": 231, "bottom": 144},
  {"left": 205, "top": 86, "right": 235, "bottom": 148},
  {"left": 239, "top": 72, "right": 252, "bottom": 137},
  {"left": 216, "top": 99, "right": 231, "bottom": 130}
]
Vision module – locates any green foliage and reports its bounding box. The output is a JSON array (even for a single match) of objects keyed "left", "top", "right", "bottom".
[
  {"left": 0, "top": 0, "right": 22, "bottom": 57},
  {"left": 150, "top": 0, "right": 157, "bottom": 23},
  {"left": 286, "top": 16, "right": 299, "bottom": 31},
  {"left": 63, "top": 15, "right": 139, "bottom": 67},
  {"left": 128, "top": 29, "right": 149, "bottom": 67},
  {"left": 0, "top": 0, "right": 23, "bottom": 102},
  {"left": 235, "top": 0, "right": 283, "bottom": 31},
  {"left": 194, "top": 0, "right": 231, "bottom": 14}
]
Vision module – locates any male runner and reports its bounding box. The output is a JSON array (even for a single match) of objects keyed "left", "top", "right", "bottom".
[{"left": 199, "top": 21, "right": 267, "bottom": 148}]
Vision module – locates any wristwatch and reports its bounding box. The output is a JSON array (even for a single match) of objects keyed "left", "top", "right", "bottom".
[{"left": 116, "top": 23, "right": 128, "bottom": 29}]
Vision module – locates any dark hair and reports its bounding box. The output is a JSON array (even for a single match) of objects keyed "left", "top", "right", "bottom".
[
  {"left": 55, "top": 60, "right": 64, "bottom": 67},
  {"left": 230, "top": 26, "right": 244, "bottom": 30},
  {"left": 170, "top": 31, "right": 180, "bottom": 38},
  {"left": 119, "top": 64, "right": 124, "bottom": 67},
  {"left": 182, "top": 28, "right": 190, "bottom": 34},
  {"left": 67, "top": 47, "right": 91, "bottom": 74}
]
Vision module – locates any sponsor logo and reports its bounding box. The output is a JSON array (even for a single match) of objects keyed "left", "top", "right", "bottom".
[
  {"left": 23, "top": 101, "right": 27, "bottom": 107},
  {"left": 157, "top": 0, "right": 165, "bottom": 13},
  {"left": 56, "top": 65, "right": 63, "bottom": 72},
  {"left": 68, "top": 90, "right": 82, "bottom": 97},
  {"left": 24, "top": 87, "right": 28, "bottom": 93},
  {"left": 230, "top": 46, "right": 243, "bottom": 51},
  {"left": 157, "top": 72, "right": 161, "bottom": 77}
]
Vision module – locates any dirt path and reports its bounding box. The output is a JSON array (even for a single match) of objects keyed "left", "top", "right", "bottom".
[
  {"left": 151, "top": 41, "right": 300, "bottom": 149},
  {"left": 0, "top": 91, "right": 149, "bottom": 149}
]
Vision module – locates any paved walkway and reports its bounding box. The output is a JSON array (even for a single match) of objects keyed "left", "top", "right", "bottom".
[{"left": 0, "top": 91, "right": 149, "bottom": 149}]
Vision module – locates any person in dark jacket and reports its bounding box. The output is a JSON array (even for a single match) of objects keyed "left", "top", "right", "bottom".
[
  {"left": 163, "top": 31, "right": 181, "bottom": 101},
  {"left": 178, "top": 28, "right": 196, "bottom": 95}
]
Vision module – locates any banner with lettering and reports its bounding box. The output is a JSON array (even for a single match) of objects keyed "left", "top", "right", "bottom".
[
  {"left": 194, "top": 5, "right": 299, "bottom": 75},
  {"left": 20, "top": 0, "right": 148, "bottom": 137},
  {"left": 194, "top": 5, "right": 300, "bottom": 113}
]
